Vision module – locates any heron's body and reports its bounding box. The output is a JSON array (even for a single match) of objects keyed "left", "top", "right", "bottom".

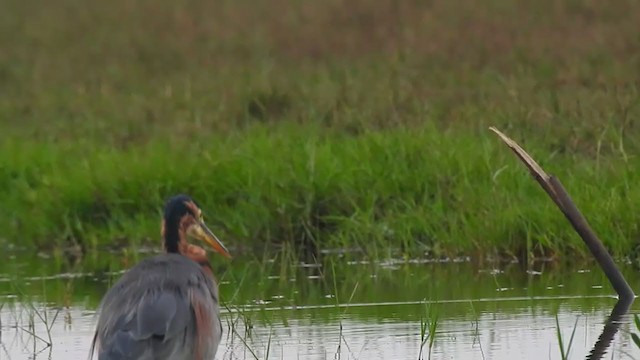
[
  {"left": 92, "top": 254, "right": 221, "bottom": 360},
  {"left": 90, "top": 195, "right": 231, "bottom": 360}
]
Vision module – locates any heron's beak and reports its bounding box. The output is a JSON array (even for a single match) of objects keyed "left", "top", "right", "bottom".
[{"left": 188, "top": 221, "right": 232, "bottom": 259}]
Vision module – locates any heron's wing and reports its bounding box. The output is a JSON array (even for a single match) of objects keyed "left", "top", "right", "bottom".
[
  {"left": 96, "top": 291, "right": 191, "bottom": 359},
  {"left": 90, "top": 254, "right": 217, "bottom": 360}
]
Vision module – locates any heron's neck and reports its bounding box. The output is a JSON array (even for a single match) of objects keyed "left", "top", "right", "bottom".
[{"left": 163, "top": 220, "right": 183, "bottom": 254}]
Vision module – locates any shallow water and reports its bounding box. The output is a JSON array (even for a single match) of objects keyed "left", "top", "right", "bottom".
[{"left": 1, "top": 251, "right": 640, "bottom": 359}]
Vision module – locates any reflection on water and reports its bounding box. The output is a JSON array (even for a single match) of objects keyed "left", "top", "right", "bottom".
[
  {"left": 1, "top": 297, "right": 639, "bottom": 360},
  {"left": 222, "top": 299, "right": 638, "bottom": 360},
  {"left": 1, "top": 252, "right": 640, "bottom": 359},
  {"left": 587, "top": 298, "right": 634, "bottom": 360}
]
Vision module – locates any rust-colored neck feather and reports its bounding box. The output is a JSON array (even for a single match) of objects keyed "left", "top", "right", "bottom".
[{"left": 184, "top": 243, "right": 212, "bottom": 267}]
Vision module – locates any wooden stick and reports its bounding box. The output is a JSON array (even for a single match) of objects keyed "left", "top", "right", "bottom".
[{"left": 489, "top": 127, "right": 635, "bottom": 300}]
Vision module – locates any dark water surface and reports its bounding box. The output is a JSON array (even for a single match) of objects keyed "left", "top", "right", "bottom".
[{"left": 1, "top": 250, "right": 640, "bottom": 359}]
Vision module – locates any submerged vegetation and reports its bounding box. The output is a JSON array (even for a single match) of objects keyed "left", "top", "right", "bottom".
[{"left": 1, "top": 0, "right": 640, "bottom": 260}]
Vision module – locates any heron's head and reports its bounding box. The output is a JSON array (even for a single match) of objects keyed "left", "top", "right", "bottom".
[{"left": 161, "top": 194, "right": 231, "bottom": 259}]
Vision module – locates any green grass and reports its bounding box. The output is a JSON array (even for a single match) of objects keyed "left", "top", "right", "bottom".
[
  {"left": 1, "top": 0, "right": 640, "bottom": 260},
  {"left": 1, "top": 124, "right": 639, "bottom": 259},
  {"left": 632, "top": 314, "right": 640, "bottom": 349},
  {"left": 419, "top": 302, "right": 439, "bottom": 360},
  {"left": 555, "top": 314, "right": 579, "bottom": 360}
]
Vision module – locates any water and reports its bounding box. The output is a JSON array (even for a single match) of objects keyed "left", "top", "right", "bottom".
[{"left": 1, "top": 251, "right": 640, "bottom": 359}]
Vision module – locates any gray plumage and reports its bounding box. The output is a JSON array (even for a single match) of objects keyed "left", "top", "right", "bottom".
[{"left": 90, "top": 253, "right": 222, "bottom": 360}]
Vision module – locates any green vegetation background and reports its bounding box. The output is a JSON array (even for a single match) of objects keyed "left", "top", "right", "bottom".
[{"left": 1, "top": 0, "right": 639, "bottom": 260}]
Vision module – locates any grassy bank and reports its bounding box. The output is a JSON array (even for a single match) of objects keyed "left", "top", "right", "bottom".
[
  {"left": 1, "top": 0, "right": 640, "bottom": 259},
  {"left": 1, "top": 124, "right": 639, "bottom": 259}
]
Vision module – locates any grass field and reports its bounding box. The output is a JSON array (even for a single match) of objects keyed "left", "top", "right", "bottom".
[{"left": 1, "top": 0, "right": 639, "bottom": 260}]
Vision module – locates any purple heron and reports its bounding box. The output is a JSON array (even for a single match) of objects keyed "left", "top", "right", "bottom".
[{"left": 89, "top": 194, "right": 231, "bottom": 359}]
